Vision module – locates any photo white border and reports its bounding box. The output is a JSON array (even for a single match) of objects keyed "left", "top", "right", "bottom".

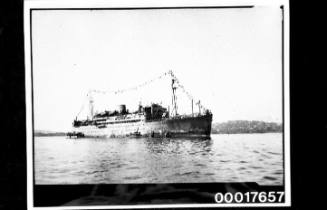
[{"left": 24, "top": 0, "right": 290, "bottom": 209}]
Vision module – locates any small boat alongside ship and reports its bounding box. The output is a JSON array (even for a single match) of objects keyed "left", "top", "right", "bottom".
[
  {"left": 67, "top": 71, "right": 212, "bottom": 139},
  {"left": 66, "top": 132, "right": 84, "bottom": 138}
]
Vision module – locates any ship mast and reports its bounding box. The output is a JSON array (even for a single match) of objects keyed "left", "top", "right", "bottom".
[
  {"left": 87, "top": 91, "right": 94, "bottom": 120},
  {"left": 169, "top": 70, "right": 179, "bottom": 116},
  {"left": 171, "top": 78, "right": 178, "bottom": 116}
]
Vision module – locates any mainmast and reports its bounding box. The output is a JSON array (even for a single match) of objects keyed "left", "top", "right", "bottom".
[
  {"left": 169, "top": 70, "right": 179, "bottom": 116},
  {"left": 171, "top": 78, "right": 178, "bottom": 116}
]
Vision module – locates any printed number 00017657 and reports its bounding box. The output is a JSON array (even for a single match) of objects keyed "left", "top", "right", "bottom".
[{"left": 214, "top": 191, "right": 285, "bottom": 203}]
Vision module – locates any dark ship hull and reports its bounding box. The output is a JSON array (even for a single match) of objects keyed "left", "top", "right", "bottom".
[{"left": 72, "top": 113, "right": 212, "bottom": 138}]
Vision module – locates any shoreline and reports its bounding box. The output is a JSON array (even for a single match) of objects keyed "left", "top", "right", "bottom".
[{"left": 34, "top": 132, "right": 283, "bottom": 137}]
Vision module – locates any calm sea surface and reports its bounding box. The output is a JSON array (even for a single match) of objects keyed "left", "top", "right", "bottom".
[{"left": 35, "top": 133, "right": 283, "bottom": 185}]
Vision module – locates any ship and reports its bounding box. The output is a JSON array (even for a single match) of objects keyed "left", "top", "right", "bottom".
[{"left": 69, "top": 71, "right": 212, "bottom": 138}]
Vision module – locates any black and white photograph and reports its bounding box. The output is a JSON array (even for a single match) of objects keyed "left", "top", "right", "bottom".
[{"left": 24, "top": 0, "right": 290, "bottom": 208}]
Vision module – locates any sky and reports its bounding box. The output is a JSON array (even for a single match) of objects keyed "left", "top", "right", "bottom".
[{"left": 31, "top": 6, "right": 283, "bottom": 132}]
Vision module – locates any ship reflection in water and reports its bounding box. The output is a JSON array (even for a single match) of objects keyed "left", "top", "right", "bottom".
[{"left": 35, "top": 133, "right": 283, "bottom": 185}]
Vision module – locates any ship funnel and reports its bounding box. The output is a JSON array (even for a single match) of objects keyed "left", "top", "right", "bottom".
[
  {"left": 118, "top": 104, "right": 126, "bottom": 114},
  {"left": 138, "top": 104, "right": 143, "bottom": 112}
]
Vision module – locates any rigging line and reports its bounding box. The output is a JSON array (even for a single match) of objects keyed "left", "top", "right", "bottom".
[
  {"left": 170, "top": 72, "right": 208, "bottom": 110},
  {"left": 89, "top": 71, "right": 171, "bottom": 95},
  {"left": 76, "top": 103, "right": 85, "bottom": 118},
  {"left": 83, "top": 70, "right": 208, "bottom": 112},
  {"left": 169, "top": 72, "right": 193, "bottom": 99}
]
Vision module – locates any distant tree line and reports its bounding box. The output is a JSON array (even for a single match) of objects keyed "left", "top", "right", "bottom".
[{"left": 211, "top": 120, "right": 283, "bottom": 134}]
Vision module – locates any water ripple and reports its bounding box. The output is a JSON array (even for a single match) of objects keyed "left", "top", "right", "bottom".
[{"left": 35, "top": 133, "right": 283, "bottom": 185}]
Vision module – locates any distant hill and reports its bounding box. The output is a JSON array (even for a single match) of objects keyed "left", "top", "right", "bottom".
[
  {"left": 34, "top": 130, "right": 66, "bottom": 137},
  {"left": 211, "top": 120, "right": 282, "bottom": 134}
]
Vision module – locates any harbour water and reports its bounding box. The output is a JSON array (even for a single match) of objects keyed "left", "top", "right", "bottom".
[{"left": 34, "top": 133, "right": 283, "bottom": 185}]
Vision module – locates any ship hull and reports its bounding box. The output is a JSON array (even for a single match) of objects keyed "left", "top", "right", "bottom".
[{"left": 72, "top": 114, "right": 212, "bottom": 138}]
